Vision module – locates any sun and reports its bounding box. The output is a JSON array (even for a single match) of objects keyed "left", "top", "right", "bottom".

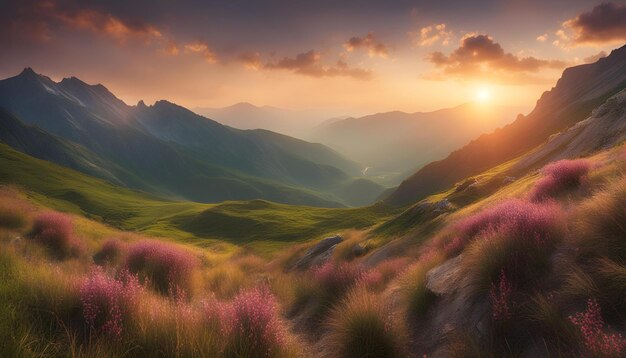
[{"left": 475, "top": 88, "right": 491, "bottom": 103}]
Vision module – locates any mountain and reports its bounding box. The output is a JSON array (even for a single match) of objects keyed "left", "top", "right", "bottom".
[
  {"left": 0, "top": 68, "right": 366, "bottom": 207},
  {"left": 195, "top": 102, "right": 326, "bottom": 138},
  {"left": 311, "top": 103, "right": 526, "bottom": 183},
  {"left": 386, "top": 44, "right": 626, "bottom": 206}
]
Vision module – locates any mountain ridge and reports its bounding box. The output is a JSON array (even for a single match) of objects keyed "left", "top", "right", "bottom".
[{"left": 385, "top": 44, "right": 626, "bottom": 206}]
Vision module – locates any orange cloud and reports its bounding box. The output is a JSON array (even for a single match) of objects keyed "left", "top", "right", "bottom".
[
  {"left": 237, "top": 52, "right": 263, "bottom": 69},
  {"left": 183, "top": 42, "right": 217, "bottom": 63},
  {"left": 239, "top": 50, "right": 372, "bottom": 80},
  {"left": 557, "top": 2, "right": 626, "bottom": 47},
  {"left": 343, "top": 33, "right": 388, "bottom": 57},
  {"left": 426, "top": 34, "right": 568, "bottom": 84},
  {"left": 409, "top": 23, "right": 453, "bottom": 46},
  {"left": 53, "top": 6, "right": 162, "bottom": 44}
]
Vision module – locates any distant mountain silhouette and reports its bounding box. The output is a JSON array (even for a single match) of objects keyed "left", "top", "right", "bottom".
[
  {"left": 386, "top": 44, "right": 626, "bottom": 206},
  {"left": 312, "top": 103, "right": 526, "bottom": 182},
  {"left": 0, "top": 69, "right": 366, "bottom": 207},
  {"left": 195, "top": 102, "right": 326, "bottom": 138}
]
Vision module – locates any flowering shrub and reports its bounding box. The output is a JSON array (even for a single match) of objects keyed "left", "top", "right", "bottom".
[
  {"left": 531, "top": 159, "right": 591, "bottom": 201},
  {"left": 359, "top": 258, "right": 409, "bottom": 291},
  {"left": 312, "top": 262, "right": 364, "bottom": 297},
  {"left": 569, "top": 299, "right": 626, "bottom": 356},
  {"left": 445, "top": 199, "right": 564, "bottom": 257},
  {"left": 94, "top": 239, "right": 125, "bottom": 265},
  {"left": 223, "top": 287, "right": 287, "bottom": 357},
  {"left": 489, "top": 270, "right": 513, "bottom": 321},
  {"left": 80, "top": 268, "right": 141, "bottom": 338},
  {"left": 123, "top": 240, "right": 199, "bottom": 296},
  {"left": 29, "top": 212, "right": 83, "bottom": 258}
]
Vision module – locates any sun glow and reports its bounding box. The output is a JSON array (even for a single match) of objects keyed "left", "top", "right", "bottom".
[{"left": 476, "top": 88, "right": 491, "bottom": 103}]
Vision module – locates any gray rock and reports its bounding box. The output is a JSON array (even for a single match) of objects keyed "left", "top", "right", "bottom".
[{"left": 291, "top": 235, "right": 342, "bottom": 271}]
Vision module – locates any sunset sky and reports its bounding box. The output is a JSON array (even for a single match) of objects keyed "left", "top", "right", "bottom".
[{"left": 2, "top": 0, "right": 625, "bottom": 117}]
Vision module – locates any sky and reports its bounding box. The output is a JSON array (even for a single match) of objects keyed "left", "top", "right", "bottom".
[{"left": 1, "top": 0, "right": 625, "bottom": 117}]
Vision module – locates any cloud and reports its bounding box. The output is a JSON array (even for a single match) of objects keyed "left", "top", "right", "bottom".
[
  {"left": 558, "top": 2, "right": 626, "bottom": 47},
  {"left": 343, "top": 33, "right": 388, "bottom": 57},
  {"left": 183, "top": 42, "right": 217, "bottom": 63},
  {"left": 1, "top": 0, "right": 219, "bottom": 64},
  {"left": 536, "top": 34, "right": 548, "bottom": 42},
  {"left": 409, "top": 23, "right": 453, "bottom": 46},
  {"left": 239, "top": 50, "right": 372, "bottom": 80},
  {"left": 237, "top": 52, "right": 263, "bottom": 69},
  {"left": 426, "top": 34, "right": 568, "bottom": 84},
  {"left": 53, "top": 8, "right": 163, "bottom": 42}
]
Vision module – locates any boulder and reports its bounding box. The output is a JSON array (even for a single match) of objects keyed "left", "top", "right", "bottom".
[{"left": 291, "top": 235, "right": 342, "bottom": 271}]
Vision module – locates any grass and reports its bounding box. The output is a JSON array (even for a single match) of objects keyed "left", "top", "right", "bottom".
[
  {"left": 0, "top": 143, "right": 396, "bottom": 254},
  {"left": 326, "top": 288, "right": 405, "bottom": 358}
]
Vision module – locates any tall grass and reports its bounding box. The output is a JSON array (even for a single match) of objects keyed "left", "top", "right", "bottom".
[
  {"left": 326, "top": 288, "right": 405, "bottom": 358},
  {"left": 573, "top": 178, "right": 626, "bottom": 261}
]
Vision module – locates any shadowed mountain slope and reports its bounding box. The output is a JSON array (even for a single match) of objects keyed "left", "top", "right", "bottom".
[
  {"left": 386, "top": 44, "right": 626, "bottom": 206},
  {"left": 0, "top": 69, "right": 363, "bottom": 207}
]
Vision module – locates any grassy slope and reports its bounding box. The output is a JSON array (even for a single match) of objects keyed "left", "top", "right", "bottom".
[{"left": 0, "top": 143, "right": 395, "bottom": 253}]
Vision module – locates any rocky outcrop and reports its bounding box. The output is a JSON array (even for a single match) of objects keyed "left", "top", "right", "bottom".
[{"left": 291, "top": 235, "right": 342, "bottom": 271}]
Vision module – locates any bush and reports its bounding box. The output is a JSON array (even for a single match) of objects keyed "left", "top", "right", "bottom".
[
  {"left": 223, "top": 287, "right": 288, "bottom": 357},
  {"left": 530, "top": 159, "right": 591, "bottom": 201},
  {"left": 569, "top": 299, "right": 626, "bottom": 357},
  {"left": 459, "top": 200, "right": 565, "bottom": 292},
  {"left": 93, "top": 239, "right": 125, "bottom": 265},
  {"left": 29, "top": 212, "right": 82, "bottom": 258},
  {"left": 79, "top": 268, "right": 141, "bottom": 338},
  {"left": 123, "top": 240, "right": 200, "bottom": 296},
  {"left": 327, "top": 288, "right": 405, "bottom": 358},
  {"left": 313, "top": 262, "right": 364, "bottom": 299},
  {"left": 446, "top": 199, "right": 565, "bottom": 258}
]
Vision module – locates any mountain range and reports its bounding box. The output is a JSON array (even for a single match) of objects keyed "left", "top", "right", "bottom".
[
  {"left": 311, "top": 103, "right": 527, "bottom": 183},
  {"left": 0, "top": 69, "right": 382, "bottom": 207},
  {"left": 195, "top": 102, "right": 327, "bottom": 138}
]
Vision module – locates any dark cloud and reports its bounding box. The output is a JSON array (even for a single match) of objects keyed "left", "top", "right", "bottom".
[
  {"left": 560, "top": 2, "right": 626, "bottom": 46},
  {"left": 238, "top": 50, "right": 372, "bottom": 80},
  {"left": 343, "top": 33, "right": 388, "bottom": 57},
  {"left": 427, "top": 34, "right": 568, "bottom": 83},
  {"left": 0, "top": 0, "right": 220, "bottom": 63},
  {"left": 1, "top": 0, "right": 161, "bottom": 44}
]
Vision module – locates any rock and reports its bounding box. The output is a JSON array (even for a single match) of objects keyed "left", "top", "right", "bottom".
[
  {"left": 454, "top": 178, "right": 478, "bottom": 193},
  {"left": 503, "top": 176, "right": 516, "bottom": 184},
  {"left": 291, "top": 235, "right": 342, "bottom": 271},
  {"left": 433, "top": 199, "right": 451, "bottom": 213}
]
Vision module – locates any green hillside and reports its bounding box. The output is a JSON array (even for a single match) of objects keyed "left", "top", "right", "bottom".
[{"left": 0, "top": 143, "right": 395, "bottom": 252}]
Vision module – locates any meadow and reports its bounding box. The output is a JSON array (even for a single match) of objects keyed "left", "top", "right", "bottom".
[{"left": 1, "top": 141, "right": 625, "bottom": 356}]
